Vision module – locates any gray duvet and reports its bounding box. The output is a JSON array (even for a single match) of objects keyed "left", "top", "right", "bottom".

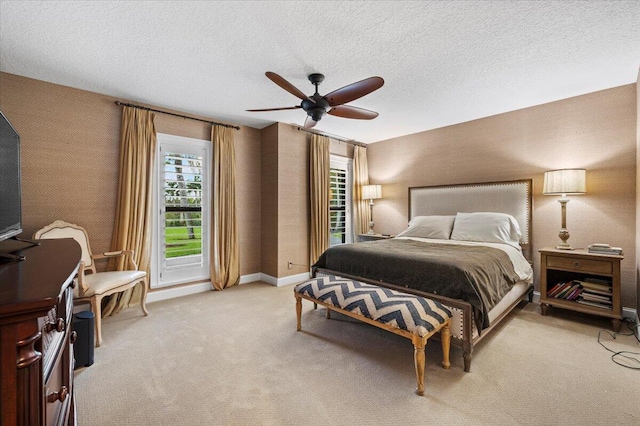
[{"left": 312, "top": 239, "right": 521, "bottom": 332}]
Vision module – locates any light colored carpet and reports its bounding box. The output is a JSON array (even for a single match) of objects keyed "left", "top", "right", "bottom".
[{"left": 74, "top": 282, "right": 640, "bottom": 425}]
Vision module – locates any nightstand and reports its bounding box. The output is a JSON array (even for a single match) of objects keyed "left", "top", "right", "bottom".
[
  {"left": 539, "top": 247, "right": 622, "bottom": 331},
  {"left": 356, "top": 234, "right": 394, "bottom": 242}
]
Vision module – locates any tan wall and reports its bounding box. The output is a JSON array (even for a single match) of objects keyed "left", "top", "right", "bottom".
[
  {"left": 276, "top": 123, "right": 310, "bottom": 276},
  {"left": 368, "top": 85, "right": 638, "bottom": 309},
  {"left": 259, "top": 123, "right": 355, "bottom": 279},
  {"left": 0, "top": 72, "right": 262, "bottom": 280},
  {"left": 260, "top": 123, "right": 279, "bottom": 277},
  {"left": 636, "top": 68, "right": 640, "bottom": 315},
  {"left": 259, "top": 123, "right": 311, "bottom": 278},
  {"left": 233, "top": 125, "right": 262, "bottom": 275}
]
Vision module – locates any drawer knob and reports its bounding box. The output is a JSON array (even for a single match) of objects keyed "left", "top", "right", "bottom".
[
  {"left": 573, "top": 261, "right": 581, "bottom": 268},
  {"left": 70, "top": 331, "right": 77, "bottom": 344},
  {"left": 47, "top": 386, "right": 68, "bottom": 403},
  {"left": 45, "top": 318, "right": 65, "bottom": 333}
]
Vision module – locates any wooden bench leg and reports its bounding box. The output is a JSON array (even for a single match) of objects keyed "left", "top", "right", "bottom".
[
  {"left": 412, "top": 335, "right": 427, "bottom": 396},
  {"left": 441, "top": 320, "right": 451, "bottom": 370},
  {"left": 463, "top": 352, "right": 472, "bottom": 372},
  {"left": 326, "top": 308, "right": 331, "bottom": 319},
  {"left": 462, "top": 338, "right": 473, "bottom": 372},
  {"left": 295, "top": 294, "right": 302, "bottom": 331}
]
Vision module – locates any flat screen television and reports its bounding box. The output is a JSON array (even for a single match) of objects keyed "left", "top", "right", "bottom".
[{"left": 0, "top": 110, "right": 22, "bottom": 242}]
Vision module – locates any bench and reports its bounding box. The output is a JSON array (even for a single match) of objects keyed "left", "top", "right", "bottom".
[{"left": 294, "top": 275, "right": 452, "bottom": 395}]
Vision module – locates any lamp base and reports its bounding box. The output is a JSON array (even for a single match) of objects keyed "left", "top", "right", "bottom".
[
  {"left": 367, "top": 221, "right": 375, "bottom": 235},
  {"left": 557, "top": 228, "right": 571, "bottom": 250}
]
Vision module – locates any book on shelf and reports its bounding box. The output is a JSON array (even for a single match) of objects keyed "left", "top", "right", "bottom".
[
  {"left": 556, "top": 283, "right": 580, "bottom": 299},
  {"left": 566, "top": 286, "right": 582, "bottom": 300},
  {"left": 576, "top": 299, "right": 612, "bottom": 309},
  {"left": 580, "top": 287, "right": 612, "bottom": 297},
  {"left": 554, "top": 284, "right": 572, "bottom": 299},
  {"left": 548, "top": 281, "right": 613, "bottom": 302},
  {"left": 583, "top": 277, "right": 612, "bottom": 285},
  {"left": 547, "top": 282, "right": 568, "bottom": 297},
  {"left": 572, "top": 279, "right": 611, "bottom": 292},
  {"left": 587, "top": 244, "right": 622, "bottom": 255},
  {"left": 580, "top": 293, "right": 612, "bottom": 303},
  {"left": 580, "top": 287, "right": 611, "bottom": 295}
]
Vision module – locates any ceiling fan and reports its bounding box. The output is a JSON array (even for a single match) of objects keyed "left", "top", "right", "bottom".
[{"left": 247, "top": 72, "right": 384, "bottom": 129}]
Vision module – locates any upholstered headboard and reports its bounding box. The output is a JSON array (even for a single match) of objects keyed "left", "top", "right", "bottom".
[{"left": 408, "top": 179, "right": 533, "bottom": 259}]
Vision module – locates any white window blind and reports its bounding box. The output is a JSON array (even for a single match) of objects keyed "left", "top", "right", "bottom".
[
  {"left": 162, "top": 151, "right": 204, "bottom": 266},
  {"left": 153, "top": 134, "right": 210, "bottom": 288},
  {"left": 329, "top": 156, "right": 352, "bottom": 246}
]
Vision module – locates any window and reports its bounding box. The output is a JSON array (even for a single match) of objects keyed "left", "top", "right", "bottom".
[
  {"left": 329, "top": 155, "right": 353, "bottom": 246},
  {"left": 152, "top": 134, "right": 210, "bottom": 288}
]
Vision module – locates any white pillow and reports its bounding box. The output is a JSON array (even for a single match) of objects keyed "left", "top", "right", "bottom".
[
  {"left": 450, "top": 212, "right": 522, "bottom": 249},
  {"left": 396, "top": 215, "right": 455, "bottom": 240}
]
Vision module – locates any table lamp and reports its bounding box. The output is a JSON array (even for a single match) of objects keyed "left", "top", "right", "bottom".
[
  {"left": 362, "top": 184, "right": 382, "bottom": 234},
  {"left": 543, "top": 168, "right": 586, "bottom": 250}
]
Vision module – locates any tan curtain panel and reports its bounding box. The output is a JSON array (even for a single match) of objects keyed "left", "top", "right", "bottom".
[
  {"left": 104, "top": 106, "right": 156, "bottom": 316},
  {"left": 310, "top": 134, "right": 330, "bottom": 266},
  {"left": 352, "top": 145, "right": 370, "bottom": 236},
  {"left": 210, "top": 124, "right": 240, "bottom": 290}
]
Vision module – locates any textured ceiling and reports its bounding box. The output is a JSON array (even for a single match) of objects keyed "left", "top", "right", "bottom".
[{"left": 1, "top": 1, "right": 639, "bottom": 144}]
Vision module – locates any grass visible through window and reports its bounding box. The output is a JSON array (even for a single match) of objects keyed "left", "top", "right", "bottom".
[{"left": 165, "top": 226, "right": 202, "bottom": 258}]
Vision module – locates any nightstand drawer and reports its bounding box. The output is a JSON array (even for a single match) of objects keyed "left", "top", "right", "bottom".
[{"left": 546, "top": 255, "right": 612, "bottom": 275}]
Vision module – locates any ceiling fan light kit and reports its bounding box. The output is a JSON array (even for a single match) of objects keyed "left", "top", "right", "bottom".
[{"left": 247, "top": 71, "right": 384, "bottom": 129}]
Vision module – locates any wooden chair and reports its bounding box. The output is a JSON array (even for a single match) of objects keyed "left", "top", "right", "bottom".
[{"left": 34, "top": 220, "right": 149, "bottom": 346}]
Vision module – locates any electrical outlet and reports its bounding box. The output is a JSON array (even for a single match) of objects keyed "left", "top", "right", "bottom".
[{"left": 288, "top": 261, "right": 293, "bottom": 269}]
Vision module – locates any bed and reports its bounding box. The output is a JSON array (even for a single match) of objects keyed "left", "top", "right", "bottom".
[{"left": 312, "top": 179, "right": 534, "bottom": 372}]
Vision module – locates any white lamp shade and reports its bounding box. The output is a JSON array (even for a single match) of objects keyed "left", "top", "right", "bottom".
[
  {"left": 543, "top": 169, "right": 586, "bottom": 195},
  {"left": 362, "top": 184, "right": 382, "bottom": 200}
]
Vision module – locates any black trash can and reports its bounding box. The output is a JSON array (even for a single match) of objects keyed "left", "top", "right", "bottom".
[{"left": 72, "top": 311, "right": 94, "bottom": 368}]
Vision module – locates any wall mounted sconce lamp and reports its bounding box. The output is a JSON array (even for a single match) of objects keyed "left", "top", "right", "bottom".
[
  {"left": 362, "top": 184, "right": 382, "bottom": 235},
  {"left": 543, "top": 168, "right": 586, "bottom": 250}
]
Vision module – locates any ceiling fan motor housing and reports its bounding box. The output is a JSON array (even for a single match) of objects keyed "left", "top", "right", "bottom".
[
  {"left": 308, "top": 107, "right": 326, "bottom": 121},
  {"left": 301, "top": 94, "right": 330, "bottom": 121}
]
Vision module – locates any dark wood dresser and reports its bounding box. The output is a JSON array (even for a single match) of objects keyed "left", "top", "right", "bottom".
[{"left": 0, "top": 238, "right": 81, "bottom": 426}]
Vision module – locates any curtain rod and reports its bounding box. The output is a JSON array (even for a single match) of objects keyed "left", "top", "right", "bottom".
[
  {"left": 296, "top": 127, "right": 367, "bottom": 147},
  {"left": 115, "top": 101, "right": 240, "bottom": 130}
]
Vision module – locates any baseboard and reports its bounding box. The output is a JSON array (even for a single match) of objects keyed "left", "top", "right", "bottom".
[
  {"left": 239, "top": 273, "right": 262, "bottom": 284},
  {"left": 147, "top": 271, "right": 310, "bottom": 303},
  {"left": 531, "top": 291, "right": 638, "bottom": 323},
  {"left": 623, "top": 306, "right": 639, "bottom": 322},
  {"left": 260, "top": 272, "right": 311, "bottom": 287},
  {"left": 146, "top": 281, "right": 212, "bottom": 303},
  {"left": 531, "top": 291, "right": 541, "bottom": 303}
]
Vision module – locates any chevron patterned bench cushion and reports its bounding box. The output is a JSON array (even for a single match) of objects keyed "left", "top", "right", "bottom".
[{"left": 294, "top": 275, "right": 452, "bottom": 337}]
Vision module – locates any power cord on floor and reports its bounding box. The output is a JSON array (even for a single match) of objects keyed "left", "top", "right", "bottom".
[{"left": 597, "top": 317, "right": 640, "bottom": 370}]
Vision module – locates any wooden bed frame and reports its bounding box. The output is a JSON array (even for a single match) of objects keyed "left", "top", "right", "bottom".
[{"left": 314, "top": 179, "right": 534, "bottom": 372}]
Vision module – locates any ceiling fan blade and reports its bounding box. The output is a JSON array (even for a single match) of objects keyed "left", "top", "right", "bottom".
[
  {"left": 304, "top": 116, "right": 318, "bottom": 129},
  {"left": 246, "top": 106, "right": 301, "bottom": 112},
  {"left": 328, "top": 105, "right": 379, "bottom": 120},
  {"left": 325, "top": 76, "right": 384, "bottom": 106},
  {"left": 266, "top": 72, "right": 309, "bottom": 100}
]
